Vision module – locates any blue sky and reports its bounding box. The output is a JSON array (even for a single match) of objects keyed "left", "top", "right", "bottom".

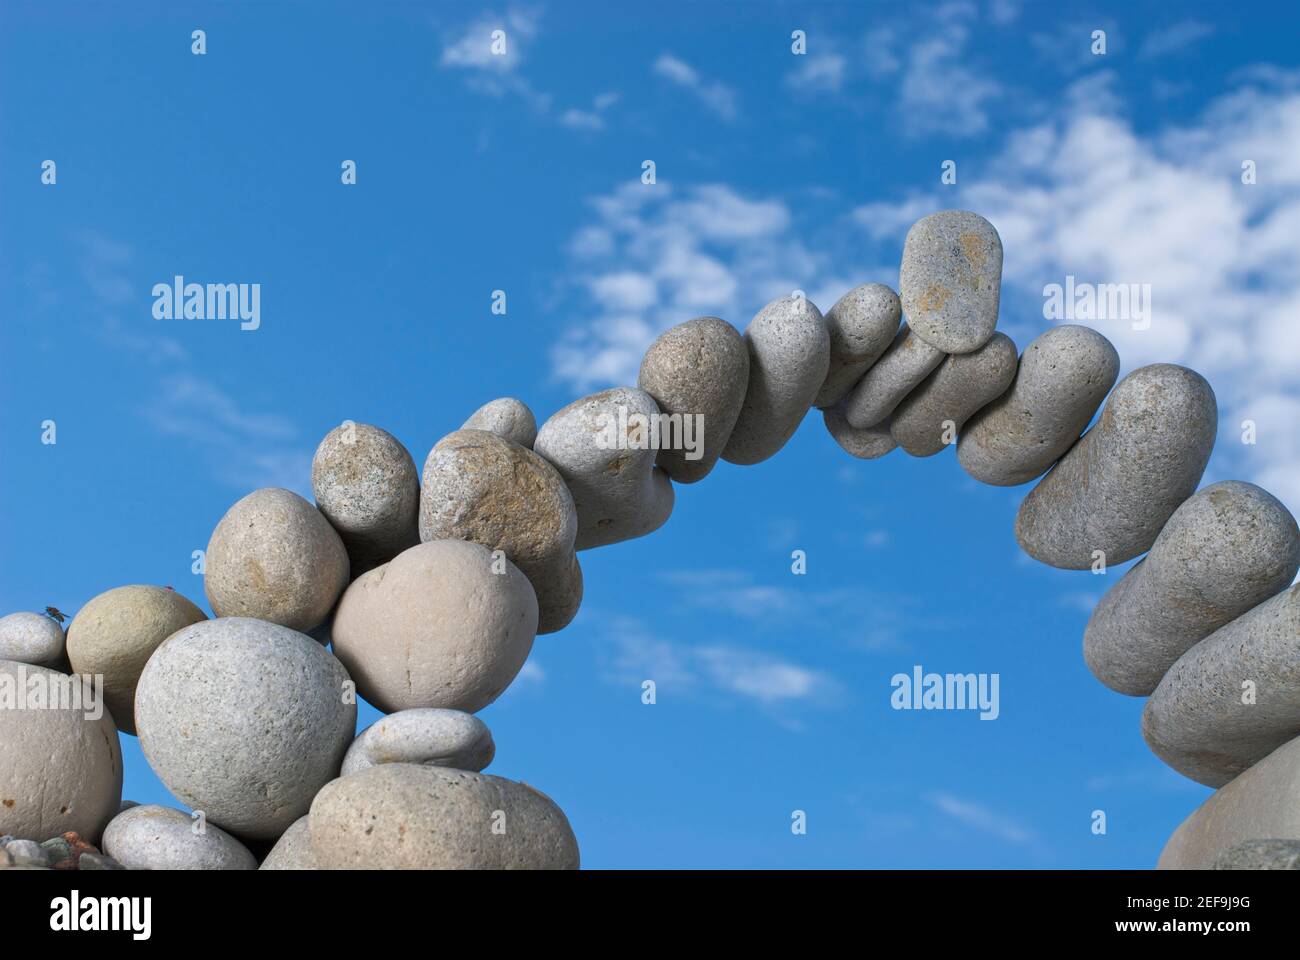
[{"left": 3, "top": 0, "right": 1299, "bottom": 868}]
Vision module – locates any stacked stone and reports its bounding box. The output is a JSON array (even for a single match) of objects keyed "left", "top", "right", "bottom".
[{"left": 4, "top": 207, "right": 1299, "bottom": 871}]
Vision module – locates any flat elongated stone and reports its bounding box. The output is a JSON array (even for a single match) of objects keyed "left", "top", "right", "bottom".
[
  {"left": 1086, "top": 482, "right": 1300, "bottom": 696},
  {"left": 0, "top": 612, "right": 66, "bottom": 668},
  {"left": 309, "top": 764, "right": 580, "bottom": 870},
  {"left": 1212, "top": 839, "right": 1300, "bottom": 870},
  {"left": 823, "top": 404, "right": 897, "bottom": 460},
  {"left": 1158, "top": 734, "right": 1300, "bottom": 869},
  {"left": 958, "top": 325, "right": 1120, "bottom": 486},
  {"left": 721, "top": 295, "right": 829, "bottom": 465},
  {"left": 103, "top": 804, "right": 256, "bottom": 870},
  {"left": 1142, "top": 583, "right": 1300, "bottom": 787},
  {"left": 342, "top": 708, "right": 495, "bottom": 776},
  {"left": 66, "top": 585, "right": 207, "bottom": 736},
  {"left": 205, "top": 488, "right": 350, "bottom": 633},
  {"left": 637, "top": 316, "right": 749, "bottom": 483},
  {"left": 312, "top": 422, "right": 420, "bottom": 577},
  {"left": 332, "top": 541, "right": 536, "bottom": 714},
  {"left": 534, "top": 387, "right": 675, "bottom": 550},
  {"left": 419, "top": 429, "right": 582, "bottom": 634},
  {"left": 1015, "top": 364, "right": 1217, "bottom": 569},
  {"left": 814, "top": 284, "right": 901, "bottom": 409},
  {"left": 890, "top": 332, "right": 1017, "bottom": 457},
  {"left": 135, "top": 618, "right": 356, "bottom": 840},
  {"left": 899, "top": 210, "right": 1002, "bottom": 354},
  {"left": 462, "top": 398, "right": 538, "bottom": 449},
  {"left": 842, "top": 325, "right": 945, "bottom": 429}
]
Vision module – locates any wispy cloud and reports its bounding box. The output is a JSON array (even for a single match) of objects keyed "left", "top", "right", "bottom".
[
  {"left": 653, "top": 53, "right": 739, "bottom": 121},
  {"left": 1139, "top": 20, "right": 1214, "bottom": 60},
  {"left": 928, "top": 792, "right": 1037, "bottom": 845},
  {"left": 437, "top": 6, "right": 552, "bottom": 112},
  {"left": 786, "top": 50, "right": 847, "bottom": 94}
]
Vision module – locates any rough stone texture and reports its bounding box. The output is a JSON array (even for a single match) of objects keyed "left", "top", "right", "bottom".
[
  {"left": 6, "top": 839, "right": 48, "bottom": 867},
  {"left": 1015, "top": 364, "right": 1217, "bottom": 570},
  {"left": 0, "top": 612, "right": 66, "bottom": 668},
  {"left": 637, "top": 316, "right": 750, "bottom": 483},
  {"left": 259, "top": 815, "right": 316, "bottom": 870},
  {"left": 311, "top": 422, "right": 420, "bottom": 578},
  {"left": 890, "top": 332, "right": 1017, "bottom": 457},
  {"left": 814, "top": 284, "right": 902, "bottom": 409},
  {"left": 958, "top": 325, "right": 1120, "bottom": 487},
  {"left": 721, "top": 295, "right": 830, "bottom": 465},
  {"left": 1142, "top": 583, "right": 1300, "bottom": 787},
  {"left": 1158, "top": 734, "right": 1300, "bottom": 869},
  {"left": 66, "top": 585, "right": 207, "bottom": 736},
  {"left": 534, "top": 387, "right": 675, "bottom": 550},
  {"left": 332, "top": 541, "right": 537, "bottom": 714},
  {"left": 309, "top": 764, "right": 580, "bottom": 870},
  {"left": 419, "top": 429, "right": 582, "bottom": 634},
  {"left": 899, "top": 209, "right": 1002, "bottom": 354},
  {"left": 342, "top": 708, "right": 495, "bottom": 776},
  {"left": 1212, "top": 839, "right": 1300, "bottom": 870},
  {"left": 0, "top": 660, "right": 122, "bottom": 845},
  {"left": 77, "top": 852, "right": 126, "bottom": 870},
  {"left": 102, "top": 804, "right": 257, "bottom": 870},
  {"left": 135, "top": 617, "right": 356, "bottom": 840},
  {"left": 1085, "top": 482, "right": 1300, "bottom": 696},
  {"left": 822, "top": 404, "right": 897, "bottom": 460},
  {"left": 842, "top": 325, "right": 945, "bottom": 429},
  {"left": 205, "top": 487, "right": 350, "bottom": 633},
  {"left": 462, "top": 397, "right": 538, "bottom": 449}
]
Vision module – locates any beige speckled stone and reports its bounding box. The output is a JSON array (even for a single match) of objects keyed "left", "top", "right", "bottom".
[
  {"left": 890, "top": 332, "right": 1017, "bottom": 457},
  {"left": 1158, "top": 735, "right": 1300, "bottom": 869},
  {"left": 814, "top": 284, "right": 902, "bottom": 409},
  {"left": 342, "top": 708, "right": 495, "bottom": 776},
  {"left": 312, "top": 422, "right": 420, "bottom": 578},
  {"left": 0, "top": 660, "right": 122, "bottom": 844},
  {"left": 842, "top": 325, "right": 945, "bottom": 429},
  {"left": 899, "top": 210, "right": 1002, "bottom": 354},
  {"left": 722, "top": 295, "right": 830, "bottom": 466},
  {"left": 259, "top": 815, "right": 316, "bottom": 870},
  {"left": 0, "top": 612, "right": 66, "bottom": 669},
  {"left": 66, "top": 585, "right": 207, "bottom": 736},
  {"left": 1085, "top": 482, "right": 1300, "bottom": 696},
  {"left": 332, "top": 540, "right": 537, "bottom": 714},
  {"left": 1015, "top": 364, "right": 1217, "bottom": 569},
  {"left": 534, "top": 387, "right": 675, "bottom": 550},
  {"left": 462, "top": 398, "right": 538, "bottom": 449},
  {"left": 637, "top": 316, "right": 749, "bottom": 483},
  {"left": 309, "top": 764, "right": 580, "bottom": 870},
  {"left": 1142, "top": 583, "right": 1300, "bottom": 787},
  {"left": 418, "top": 429, "right": 582, "bottom": 634},
  {"left": 102, "top": 804, "right": 256, "bottom": 870},
  {"left": 958, "top": 325, "right": 1120, "bottom": 486},
  {"left": 822, "top": 404, "right": 897, "bottom": 460},
  {"left": 1212, "top": 839, "right": 1300, "bottom": 870},
  {"left": 205, "top": 488, "right": 350, "bottom": 633}
]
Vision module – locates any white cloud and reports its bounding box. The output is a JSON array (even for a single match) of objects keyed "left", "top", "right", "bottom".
[
  {"left": 929, "top": 792, "right": 1036, "bottom": 845},
  {"left": 653, "top": 53, "right": 739, "bottom": 121},
  {"left": 1139, "top": 20, "right": 1214, "bottom": 60},
  {"left": 898, "top": 3, "right": 1002, "bottom": 136},
  {"left": 787, "top": 51, "right": 847, "bottom": 94},
  {"left": 438, "top": 7, "right": 550, "bottom": 112}
]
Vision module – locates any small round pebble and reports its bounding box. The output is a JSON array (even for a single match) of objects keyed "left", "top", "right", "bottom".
[
  {"left": 534, "top": 387, "right": 675, "bottom": 550},
  {"left": 312, "top": 422, "right": 420, "bottom": 578},
  {"left": 135, "top": 617, "right": 356, "bottom": 840},
  {"left": 822, "top": 404, "right": 897, "bottom": 460},
  {"left": 637, "top": 316, "right": 750, "bottom": 483},
  {"left": 0, "top": 612, "right": 66, "bottom": 668},
  {"left": 66, "top": 585, "right": 207, "bottom": 736},
  {"left": 462, "top": 398, "right": 538, "bottom": 449},
  {"left": 1085, "top": 481, "right": 1300, "bottom": 696},
  {"left": 5, "top": 839, "right": 49, "bottom": 867},
  {"left": 722, "top": 295, "right": 830, "bottom": 466},
  {"left": 102, "top": 804, "right": 256, "bottom": 870},
  {"left": 419, "top": 429, "right": 582, "bottom": 634},
  {"left": 842, "top": 325, "right": 945, "bottom": 429},
  {"left": 205, "top": 487, "right": 350, "bottom": 633},
  {"left": 1015, "top": 364, "right": 1217, "bottom": 569},
  {"left": 342, "top": 708, "right": 496, "bottom": 776},
  {"left": 77, "top": 852, "right": 126, "bottom": 870},
  {"left": 890, "top": 331, "right": 1017, "bottom": 457},
  {"left": 958, "top": 325, "right": 1120, "bottom": 486},
  {"left": 0, "top": 659, "right": 123, "bottom": 845},
  {"left": 309, "top": 764, "right": 580, "bottom": 870},
  {"left": 814, "top": 283, "right": 902, "bottom": 408},
  {"left": 899, "top": 209, "right": 1003, "bottom": 354},
  {"left": 332, "top": 540, "right": 537, "bottom": 714}
]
